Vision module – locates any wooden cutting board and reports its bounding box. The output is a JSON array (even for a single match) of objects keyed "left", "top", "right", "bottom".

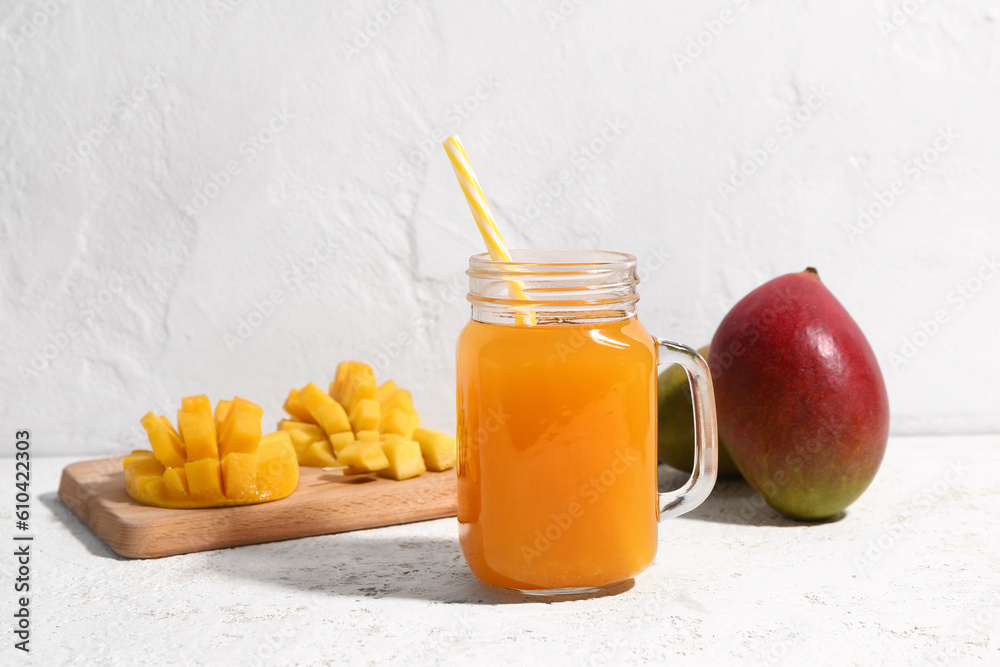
[{"left": 58, "top": 458, "right": 457, "bottom": 559}]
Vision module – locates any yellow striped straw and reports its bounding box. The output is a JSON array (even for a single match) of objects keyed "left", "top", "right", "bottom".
[{"left": 442, "top": 135, "right": 535, "bottom": 325}]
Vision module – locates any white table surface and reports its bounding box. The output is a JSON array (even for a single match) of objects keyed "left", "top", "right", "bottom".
[{"left": 2, "top": 435, "right": 998, "bottom": 666}]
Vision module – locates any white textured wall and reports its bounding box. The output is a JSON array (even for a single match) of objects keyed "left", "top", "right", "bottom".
[{"left": 2, "top": 1, "right": 998, "bottom": 455}]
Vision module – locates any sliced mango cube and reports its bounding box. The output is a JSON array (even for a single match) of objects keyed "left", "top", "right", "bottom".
[
  {"left": 298, "top": 440, "right": 339, "bottom": 468},
  {"left": 343, "top": 371, "right": 377, "bottom": 413},
  {"left": 122, "top": 456, "right": 168, "bottom": 506},
  {"left": 160, "top": 416, "right": 183, "bottom": 441},
  {"left": 162, "top": 467, "right": 190, "bottom": 502},
  {"left": 283, "top": 389, "right": 317, "bottom": 424},
  {"left": 138, "top": 477, "right": 168, "bottom": 501},
  {"left": 338, "top": 441, "right": 389, "bottom": 472},
  {"left": 285, "top": 430, "right": 326, "bottom": 457},
  {"left": 122, "top": 449, "right": 154, "bottom": 471},
  {"left": 413, "top": 428, "right": 457, "bottom": 471},
  {"left": 349, "top": 398, "right": 380, "bottom": 433},
  {"left": 379, "top": 387, "right": 414, "bottom": 415},
  {"left": 329, "top": 431, "right": 355, "bottom": 456},
  {"left": 381, "top": 439, "right": 426, "bottom": 480},
  {"left": 279, "top": 420, "right": 328, "bottom": 456},
  {"left": 221, "top": 452, "right": 259, "bottom": 501},
  {"left": 214, "top": 399, "right": 232, "bottom": 433},
  {"left": 258, "top": 430, "right": 293, "bottom": 457},
  {"left": 127, "top": 455, "right": 166, "bottom": 479},
  {"left": 126, "top": 396, "right": 299, "bottom": 508},
  {"left": 297, "top": 383, "right": 351, "bottom": 435},
  {"left": 284, "top": 361, "right": 447, "bottom": 480},
  {"left": 185, "top": 457, "right": 225, "bottom": 502},
  {"left": 330, "top": 360, "right": 355, "bottom": 403},
  {"left": 218, "top": 397, "right": 263, "bottom": 457},
  {"left": 332, "top": 361, "right": 374, "bottom": 406},
  {"left": 279, "top": 420, "right": 326, "bottom": 439},
  {"left": 256, "top": 432, "right": 299, "bottom": 499},
  {"left": 178, "top": 394, "right": 218, "bottom": 461},
  {"left": 140, "top": 412, "right": 186, "bottom": 469},
  {"left": 381, "top": 408, "right": 419, "bottom": 439},
  {"left": 375, "top": 379, "right": 398, "bottom": 402}
]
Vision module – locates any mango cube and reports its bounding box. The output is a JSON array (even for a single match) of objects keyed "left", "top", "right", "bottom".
[
  {"left": 298, "top": 440, "right": 339, "bottom": 468},
  {"left": 256, "top": 432, "right": 299, "bottom": 499},
  {"left": 283, "top": 389, "right": 316, "bottom": 424},
  {"left": 258, "top": 430, "right": 294, "bottom": 458},
  {"left": 127, "top": 397, "right": 299, "bottom": 508},
  {"left": 122, "top": 450, "right": 154, "bottom": 471},
  {"left": 381, "top": 439, "right": 426, "bottom": 480},
  {"left": 275, "top": 425, "right": 336, "bottom": 467},
  {"left": 381, "top": 408, "right": 419, "bottom": 439},
  {"left": 413, "top": 428, "right": 457, "bottom": 471},
  {"left": 332, "top": 361, "right": 374, "bottom": 406},
  {"left": 284, "top": 361, "right": 443, "bottom": 480},
  {"left": 349, "top": 398, "right": 380, "bottom": 432},
  {"left": 338, "top": 441, "right": 389, "bottom": 472},
  {"left": 221, "top": 452, "right": 259, "bottom": 501},
  {"left": 127, "top": 455, "right": 166, "bottom": 479},
  {"left": 297, "top": 383, "right": 351, "bottom": 435},
  {"left": 286, "top": 430, "right": 325, "bottom": 457},
  {"left": 279, "top": 420, "right": 326, "bottom": 439},
  {"left": 179, "top": 394, "right": 218, "bottom": 461},
  {"left": 379, "top": 388, "right": 414, "bottom": 415},
  {"left": 330, "top": 361, "right": 356, "bottom": 403},
  {"left": 375, "top": 379, "right": 398, "bottom": 402},
  {"left": 215, "top": 399, "right": 232, "bottom": 433},
  {"left": 279, "top": 420, "right": 327, "bottom": 454},
  {"left": 329, "top": 431, "right": 355, "bottom": 456},
  {"left": 140, "top": 412, "right": 186, "bottom": 468},
  {"left": 138, "top": 477, "right": 168, "bottom": 501},
  {"left": 160, "top": 416, "right": 183, "bottom": 441},
  {"left": 125, "top": 456, "right": 166, "bottom": 498},
  {"left": 162, "top": 467, "right": 190, "bottom": 501},
  {"left": 185, "top": 457, "right": 225, "bottom": 502},
  {"left": 343, "top": 370, "right": 377, "bottom": 412},
  {"left": 122, "top": 456, "right": 168, "bottom": 507},
  {"left": 218, "top": 397, "right": 263, "bottom": 457}
]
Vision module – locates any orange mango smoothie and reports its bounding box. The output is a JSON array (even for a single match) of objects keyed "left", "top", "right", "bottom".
[{"left": 456, "top": 316, "right": 659, "bottom": 591}]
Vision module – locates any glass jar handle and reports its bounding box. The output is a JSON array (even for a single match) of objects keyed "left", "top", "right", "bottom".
[{"left": 655, "top": 339, "right": 718, "bottom": 521}]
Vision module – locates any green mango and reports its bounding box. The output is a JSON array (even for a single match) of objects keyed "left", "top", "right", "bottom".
[{"left": 657, "top": 345, "right": 742, "bottom": 479}]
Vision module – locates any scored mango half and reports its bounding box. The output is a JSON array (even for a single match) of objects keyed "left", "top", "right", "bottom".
[
  {"left": 280, "top": 361, "right": 456, "bottom": 479},
  {"left": 126, "top": 396, "right": 299, "bottom": 509}
]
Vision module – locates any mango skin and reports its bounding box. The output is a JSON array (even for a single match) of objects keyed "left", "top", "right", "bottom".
[
  {"left": 709, "top": 268, "right": 890, "bottom": 521},
  {"left": 657, "top": 346, "right": 742, "bottom": 479}
]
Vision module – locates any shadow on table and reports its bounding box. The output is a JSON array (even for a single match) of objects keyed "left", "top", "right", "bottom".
[
  {"left": 211, "top": 526, "right": 634, "bottom": 605},
  {"left": 658, "top": 466, "right": 846, "bottom": 527},
  {"left": 38, "top": 492, "right": 128, "bottom": 560}
]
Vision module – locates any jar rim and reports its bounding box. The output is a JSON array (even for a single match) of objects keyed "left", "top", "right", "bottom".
[
  {"left": 468, "top": 249, "right": 636, "bottom": 271},
  {"left": 466, "top": 249, "right": 640, "bottom": 324}
]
